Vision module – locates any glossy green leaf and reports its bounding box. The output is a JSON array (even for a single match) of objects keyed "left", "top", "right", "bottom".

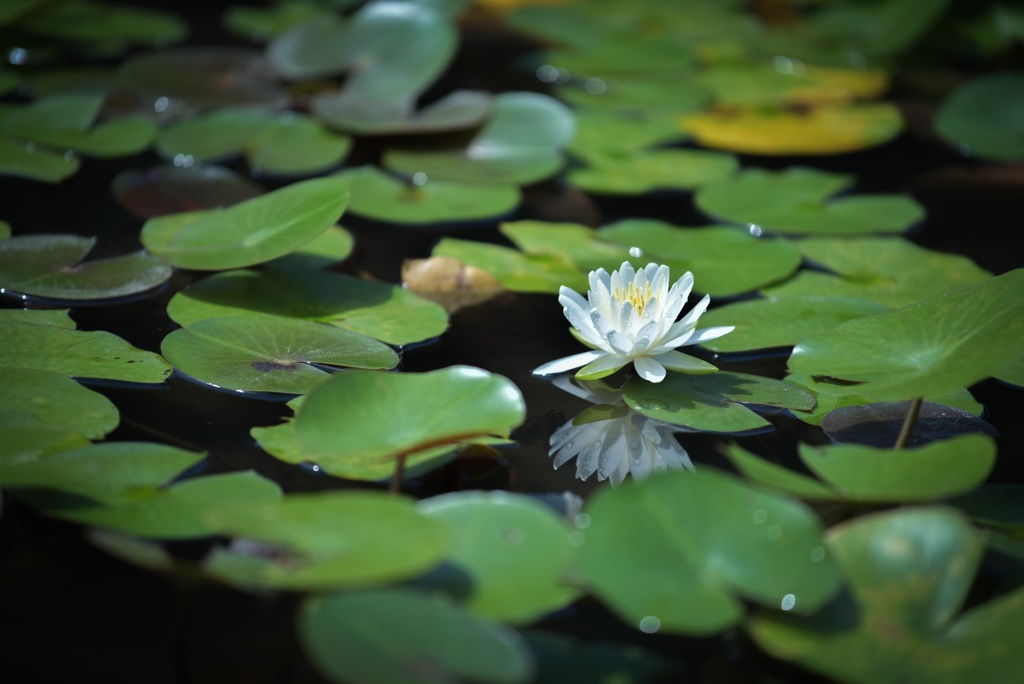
[
  {"left": 265, "top": 12, "right": 350, "bottom": 79},
  {"left": 698, "top": 296, "right": 889, "bottom": 353},
  {"left": 557, "top": 74, "right": 713, "bottom": 115},
  {"left": 580, "top": 468, "right": 840, "bottom": 635},
  {"left": 0, "top": 133, "right": 80, "bottom": 182},
  {"left": 18, "top": 1, "right": 187, "bottom": 48},
  {"left": 750, "top": 506, "right": 1024, "bottom": 684},
  {"left": 697, "top": 64, "right": 890, "bottom": 108},
  {"left": 0, "top": 308, "right": 75, "bottom": 328},
  {"left": 0, "top": 234, "right": 172, "bottom": 300},
  {"left": 722, "top": 443, "right": 837, "bottom": 500},
  {"left": 312, "top": 88, "right": 491, "bottom": 136},
  {"left": 0, "top": 321, "right": 171, "bottom": 383},
  {"left": 166, "top": 268, "right": 448, "bottom": 346},
  {"left": 339, "top": 166, "right": 519, "bottom": 224},
  {"left": 766, "top": 236, "right": 992, "bottom": 307},
  {"left": 500, "top": 221, "right": 631, "bottom": 274},
  {"left": 161, "top": 314, "right": 398, "bottom": 394},
  {"left": 789, "top": 269, "right": 1024, "bottom": 400},
  {"left": 155, "top": 107, "right": 275, "bottom": 163},
  {"left": 568, "top": 108, "right": 687, "bottom": 156},
  {"left": 433, "top": 238, "right": 583, "bottom": 294},
  {"left": 383, "top": 92, "right": 575, "bottom": 185},
  {"left": 295, "top": 366, "right": 525, "bottom": 463},
  {"left": 0, "top": 413, "right": 91, "bottom": 466},
  {"left": 995, "top": 349, "right": 1024, "bottom": 387},
  {"left": 695, "top": 167, "right": 923, "bottom": 235},
  {"left": 623, "top": 371, "right": 816, "bottom": 433},
  {"left": 419, "top": 491, "right": 579, "bottom": 623},
  {"left": 88, "top": 529, "right": 176, "bottom": 572},
  {"left": 204, "top": 491, "right": 449, "bottom": 590},
  {"left": 0, "top": 368, "right": 118, "bottom": 439},
  {"left": 53, "top": 470, "right": 282, "bottom": 539},
  {"left": 597, "top": 221, "right": 801, "bottom": 297},
  {"left": 141, "top": 176, "right": 348, "bottom": 270},
  {"left": 264, "top": 225, "right": 353, "bottom": 272},
  {"left": 246, "top": 114, "right": 352, "bottom": 175},
  {"left": 300, "top": 589, "right": 533, "bottom": 684},
  {"left": 935, "top": 72, "right": 1024, "bottom": 161},
  {"left": 569, "top": 149, "right": 738, "bottom": 196}
]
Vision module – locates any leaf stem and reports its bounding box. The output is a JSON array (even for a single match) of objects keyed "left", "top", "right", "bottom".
[
  {"left": 389, "top": 454, "right": 407, "bottom": 495},
  {"left": 894, "top": 396, "right": 923, "bottom": 449}
]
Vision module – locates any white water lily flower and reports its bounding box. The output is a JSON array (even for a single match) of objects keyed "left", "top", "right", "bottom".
[{"left": 533, "top": 261, "right": 734, "bottom": 383}]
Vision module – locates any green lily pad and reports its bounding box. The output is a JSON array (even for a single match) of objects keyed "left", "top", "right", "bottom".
[
  {"left": 556, "top": 74, "right": 713, "bottom": 115},
  {"left": 0, "top": 368, "right": 118, "bottom": 439},
  {"left": 433, "top": 238, "right": 583, "bottom": 294},
  {"left": 18, "top": 1, "right": 188, "bottom": 49},
  {"left": 26, "top": 67, "right": 119, "bottom": 98},
  {"left": 0, "top": 234, "right": 172, "bottom": 300},
  {"left": 995, "top": 349, "right": 1024, "bottom": 387},
  {"left": 749, "top": 507, "right": 1024, "bottom": 684},
  {"left": 294, "top": 366, "right": 525, "bottom": 463},
  {"left": 339, "top": 165, "right": 519, "bottom": 224},
  {"left": 383, "top": 92, "right": 575, "bottom": 185},
  {"left": 299, "top": 589, "right": 533, "bottom": 684},
  {"left": 789, "top": 269, "right": 1024, "bottom": 400},
  {"left": 569, "top": 149, "right": 738, "bottom": 196},
  {"left": 263, "top": 225, "right": 353, "bottom": 272},
  {"left": 111, "top": 164, "right": 265, "bottom": 219},
  {"left": 141, "top": 175, "right": 348, "bottom": 270},
  {"left": 161, "top": 314, "right": 398, "bottom": 395},
  {"left": 312, "top": 88, "right": 491, "bottom": 136},
  {"left": 203, "top": 491, "right": 449, "bottom": 590},
  {"left": 721, "top": 443, "right": 837, "bottom": 501},
  {"left": 623, "top": 371, "right": 816, "bottom": 433},
  {"left": 419, "top": 491, "right": 579, "bottom": 624},
  {"left": 0, "top": 308, "right": 75, "bottom": 328},
  {"left": 246, "top": 113, "right": 352, "bottom": 175},
  {"left": 166, "top": 268, "right": 448, "bottom": 346},
  {"left": 765, "top": 236, "right": 993, "bottom": 307},
  {"left": 500, "top": 221, "right": 631, "bottom": 274},
  {"left": 696, "top": 64, "right": 890, "bottom": 108},
  {"left": 568, "top": 108, "right": 687, "bottom": 156},
  {"left": 51, "top": 470, "right": 282, "bottom": 539},
  {"left": 0, "top": 413, "right": 91, "bottom": 466},
  {"left": 935, "top": 72, "right": 1024, "bottom": 161},
  {"left": 597, "top": 220, "right": 801, "bottom": 297},
  {"left": 0, "top": 133, "right": 80, "bottom": 182},
  {"left": 154, "top": 106, "right": 276, "bottom": 163},
  {"left": 697, "top": 296, "right": 889, "bottom": 353},
  {"left": 695, "top": 167, "right": 923, "bottom": 235},
  {"left": 0, "top": 321, "right": 172, "bottom": 383},
  {"left": 579, "top": 468, "right": 840, "bottom": 635},
  {"left": 265, "top": 12, "right": 350, "bottom": 79},
  {"left": 224, "top": 0, "right": 327, "bottom": 42},
  {"left": 0, "top": 441, "right": 204, "bottom": 505}
]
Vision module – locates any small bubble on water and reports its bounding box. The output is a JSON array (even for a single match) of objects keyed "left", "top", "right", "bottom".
[
  {"left": 753, "top": 509, "right": 768, "bottom": 525},
  {"left": 748, "top": 223, "right": 763, "bottom": 237},
  {"left": 810, "top": 546, "right": 826, "bottom": 563},
  {"left": 412, "top": 171, "right": 428, "bottom": 186},
  {"left": 767, "top": 525, "right": 782, "bottom": 540},
  {"left": 574, "top": 513, "right": 591, "bottom": 529},
  {"left": 154, "top": 96, "right": 169, "bottom": 113},
  {"left": 628, "top": 246, "right": 643, "bottom": 258},
  {"left": 641, "top": 399, "right": 668, "bottom": 410},
  {"left": 536, "top": 64, "right": 559, "bottom": 82},
  {"left": 584, "top": 77, "right": 607, "bottom": 94},
  {"left": 503, "top": 528, "right": 525, "bottom": 544},
  {"left": 781, "top": 594, "right": 796, "bottom": 611},
  {"left": 639, "top": 616, "right": 661, "bottom": 634}
]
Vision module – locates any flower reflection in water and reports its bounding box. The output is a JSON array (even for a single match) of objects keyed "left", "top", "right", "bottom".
[{"left": 548, "top": 376, "right": 693, "bottom": 487}]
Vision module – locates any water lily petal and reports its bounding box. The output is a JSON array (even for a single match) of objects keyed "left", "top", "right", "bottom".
[
  {"left": 652, "top": 349, "right": 719, "bottom": 374},
  {"left": 606, "top": 329, "right": 634, "bottom": 356},
  {"left": 662, "top": 271, "right": 694, "bottom": 322},
  {"left": 576, "top": 353, "right": 630, "bottom": 380},
  {"left": 686, "top": 325, "right": 735, "bottom": 345},
  {"left": 632, "top": 319, "right": 661, "bottom": 355},
  {"left": 533, "top": 349, "right": 606, "bottom": 376},
  {"left": 633, "top": 356, "right": 667, "bottom": 383},
  {"left": 560, "top": 287, "right": 604, "bottom": 346}
]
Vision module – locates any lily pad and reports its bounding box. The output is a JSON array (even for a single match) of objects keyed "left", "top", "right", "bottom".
[
  {"left": 203, "top": 491, "right": 450, "bottom": 590},
  {"left": 569, "top": 149, "right": 738, "bottom": 196},
  {"left": 18, "top": 1, "right": 187, "bottom": 50},
  {"left": 111, "top": 164, "right": 265, "bottom": 219},
  {"left": 0, "top": 368, "right": 119, "bottom": 439},
  {"left": 0, "top": 221, "right": 9, "bottom": 239},
  {"left": 294, "top": 366, "right": 525, "bottom": 463},
  {"left": 312, "top": 89, "right": 491, "bottom": 136},
  {"left": 224, "top": 1, "right": 327, "bottom": 42},
  {"left": 0, "top": 321, "right": 172, "bottom": 383},
  {"left": 0, "top": 413, "right": 91, "bottom": 466},
  {"left": 400, "top": 255, "right": 505, "bottom": 314},
  {"left": 246, "top": 114, "right": 352, "bottom": 175},
  {"left": 263, "top": 225, "right": 353, "bottom": 272},
  {"left": 339, "top": 166, "right": 519, "bottom": 224},
  {"left": 0, "top": 134, "right": 80, "bottom": 182},
  {"left": 680, "top": 103, "right": 903, "bottom": 155},
  {"left": 299, "top": 589, "right": 533, "bottom": 684},
  {"left": 597, "top": 220, "right": 801, "bottom": 297},
  {"left": 556, "top": 74, "right": 713, "bottom": 115},
  {"left": 419, "top": 491, "right": 579, "bottom": 623},
  {"left": 568, "top": 108, "right": 687, "bottom": 156},
  {"left": 0, "top": 234, "right": 172, "bottom": 301},
  {"left": 265, "top": 12, "right": 350, "bottom": 79},
  {"left": 820, "top": 401, "right": 996, "bottom": 447},
  {"left": 161, "top": 314, "right": 398, "bottom": 395},
  {"left": 25, "top": 67, "right": 119, "bottom": 98},
  {"left": 935, "top": 72, "right": 1024, "bottom": 161},
  {"left": 433, "top": 238, "right": 583, "bottom": 294},
  {"left": 695, "top": 167, "right": 923, "bottom": 235},
  {"left": 721, "top": 443, "right": 837, "bottom": 501},
  {"left": 141, "top": 175, "right": 348, "bottom": 270},
  {"left": 623, "top": 371, "right": 816, "bottom": 433},
  {"left": 789, "top": 269, "right": 1024, "bottom": 400},
  {"left": 0, "top": 308, "right": 75, "bottom": 328},
  {"left": 500, "top": 221, "right": 631, "bottom": 274},
  {"left": 749, "top": 507, "right": 1024, "bottom": 684},
  {"left": 579, "top": 468, "right": 840, "bottom": 635},
  {"left": 995, "top": 350, "right": 1024, "bottom": 387},
  {"left": 697, "top": 64, "right": 890, "bottom": 108},
  {"left": 383, "top": 92, "right": 575, "bottom": 185},
  {"left": 154, "top": 107, "right": 276, "bottom": 163},
  {"left": 166, "top": 268, "right": 448, "bottom": 346}
]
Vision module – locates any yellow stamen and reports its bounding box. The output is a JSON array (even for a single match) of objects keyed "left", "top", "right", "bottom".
[{"left": 614, "top": 281, "right": 653, "bottom": 315}]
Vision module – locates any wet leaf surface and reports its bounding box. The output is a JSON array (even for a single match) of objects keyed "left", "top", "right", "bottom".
[
  {"left": 0, "top": 368, "right": 119, "bottom": 439},
  {"left": 935, "top": 71, "right": 1024, "bottom": 160},
  {"left": 569, "top": 148, "right": 738, "bottom": 195}
]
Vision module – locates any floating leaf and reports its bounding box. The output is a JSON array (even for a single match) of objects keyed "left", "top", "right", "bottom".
[
  {"left": 141, "top": 176, "right": 348, "bottom": 270},
  {"left": 695, "top": 167, "right": 923, "bottom": 235},
  {"left": 224, "top": 1, "right": 327, "bottom": 42},
  {"left": 623, "top": 371, "right": 816, "bottom": 433},
  {"left": 597, "top": 221, "right": 801, "bottom": 297},
  {"left": 0, "top": 413, "right": 90, "bottom": 466},
  {"left": 312, "top": 89, "right": 491, "bottom": 136},
  {"left": 935, "top": 72, "right": 1024, "bottom": 161},
  {"left": 89, "top": 529, "right": 176, "bottom": 573},
  {"left": 500, "top": 221, "right": 631, "bottom": 274},
  {"left": 295, "top": 366, "right": 525, "bottom": 464},
  {"left": 166, "top": 268, "right": 448, "bottom": 346},
  {"left": 0, "top": 308, "right": 75, "bottom": 328},
  {"left": 246, "top": 113, "right": 352, "bottom": 175},
  {"left": 820, "top": 401, "right": 995, "bottom": 447},
  {"left": 264, "top": 225, "right": 353, "bottom": 272},
  {"left": 161, "top": 314, "right": 398, "bottom": 395},
  {"left": 0, "top": 321, "right": 171, "bottom": 383},
  {"left": 0, "top": 234, "right": 172, "bottom": 301},
  {"left": 697, "top": 64, "right": 889, "bottom": 108},
  {"left": 0, "top": 220, "right": 10, "bottom": 239},
  {"left": 995, "top": 350, "right": 1024, "bottom": 387},
  {"left": 419, "top": 491, "right": 579, "bottom": 623},
  {"left": 111, "top": 164, "right": 265, "bottom": 219},
  {"left": 569, "top": 149, "right": 738, "bottom": 196},
  {"left": 26, "top": 67, "right": 118, "bottom": 98},
  {"left": 750, "top": 507, "right": 1024, "bottom": 684},
  {"left": 557, "top": 74, "right": 713, "bottom": 115},
  {"left": 789, "top": 269, "right": 1024, "bottom": 400},
  {"left": 544, "top": 31, "right": 695, "bottom": 75},
  {"left": 0, "top": 133, "right": 80, "bottom": 182},
  {"left": 155, "top": 106, "right": 275, "bottom": 163},
  {"left": 579, "top": 468, "right": 840, "bottom": 635},
  {"left": 0, "top": 368, "right": 118, "bottom": 440},
  {"left": 401, "top": 255, "right": 505, "bottom": 313},
  {"left": 680, "top": 103, "right": 903, "bottom": 155},
  {"left": 338, "top": 166, "right": 519, "bottom": 224},
  {"left": 299, "top": 589, "right": 533, "bottom": 684},
  {"left": 265, "top": 12, "right": 350, "bottom": 79},
  {"left": 721, "top": 443, "right": 837, "bottom": 500},
  {"left": 18, "top": 1, "right": 188, "bottom": 49},
  {"left": 433, "top": 238, "right": 583, "bottom": 294},
  {"left": 203, "top": 491, "right": 449, "bottom": 590},
  {"left": 568, "top": 108, "right": 687, "bottom": 156}
]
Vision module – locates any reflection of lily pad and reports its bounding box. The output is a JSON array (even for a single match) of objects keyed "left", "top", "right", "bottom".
[
  {"left": 680, "top": 103, "right": 903, "bottom": 155},
  {"left": 789, "top": 269, "right": 1024, "bottom": 400},
  {"left": 0, "top": 368, "right": 119, "bottom": 439},
  {"left": 161, "top": 314, "right": 398, "bottom": 395},
  {"left": 339, "top": 166, "right": 519, "bottom": 224},
  {"left": 569, "top": 149, "right": 738, "bottom": 196},
  {"left": 111, "top": 165, "right": 265, "bottom": 219},
  {"left": 820, "top": 402, "right": 995, "bottom": 447},
  {"left": 0, "top": 234, "right": 172, "bottom": 301},
  {"left": 935, "top": 72, "right": 1024, "bottom": 161},
  {"left": 141, "top": 176, "right": 348, "bottom": 270},
  {"left": 695, "top": 167, "right": 923, "bottom": 235},
  {"left": 579, "top": 468, "right": 840, "bottom": 635}
]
